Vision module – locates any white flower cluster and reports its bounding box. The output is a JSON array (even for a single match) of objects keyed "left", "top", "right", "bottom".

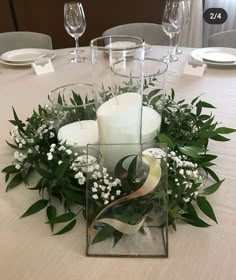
[
  {"left": 10, "top": 126, "right": 28, "bottom": 149},
  {"left": 46, "top": 142, "right": 72, "bottom": 161},
  {"left": 36, "top": 121, "right": 55, "bottom": 140},
  {"left": 10, "top": 119, "right": 56, "bottom": 152},
  {"left": 167, "top": 151, "right": 203, "bottom": 202},
  {"left": 13, "top": 150, "right": 28, "bottom": 170},
  {"left": 71, "top": 152, "right": 123, "bottom": 204},
  {"left": 89, "top": 165, "right": 122, "bottom": 205}
]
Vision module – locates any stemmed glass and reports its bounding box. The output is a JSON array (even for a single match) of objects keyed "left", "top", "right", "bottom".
[
  {"left": 64, "top": 2, "right": 87, "bottom": 63},
  {"left": 161, "top": 0, "right": 185, "bottom": 62},
  {"left": 176, "top": 0, "right": 191, "bottom": 54}
]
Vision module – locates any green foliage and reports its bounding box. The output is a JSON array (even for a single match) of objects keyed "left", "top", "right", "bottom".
[
  {"left": 156, "top": 89, "right": 235, "bottom": 229},
  {"left": 1, "top": 82, "right": 235, "bottom": 238}
]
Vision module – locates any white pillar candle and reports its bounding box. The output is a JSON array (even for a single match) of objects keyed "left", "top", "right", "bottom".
[
  {"left": 142, "top": 106, "right": 162, "bottom": 143},
  {"left": 96, "top": 92, "right": 142, "bottom": 172},
  {"left": 57, "top": 120, "right": 99, "bottom": 147}
]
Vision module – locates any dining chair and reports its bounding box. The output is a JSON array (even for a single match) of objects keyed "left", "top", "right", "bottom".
[
  {"left": 0, "top": 31, "right": 53, "bottom": 54},
  {"left": 102, "top": 23, "right": 169, "bottom": 45},
  {"left": 208, "top": 30, "right": 236, "bottom": 48}
]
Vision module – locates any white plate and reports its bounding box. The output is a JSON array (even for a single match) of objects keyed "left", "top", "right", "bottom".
[
  {"left": 191, "top": 47, "right": 236, "bottom": 67},
  {"left": 0, "top": 49, "right": 56, "bottom": 67},
  {"left": 1, "top": 48, "right": 46, "bottom": 63},
  {"left": 202, "top": 52, "right": 236, "bottom": 63}
]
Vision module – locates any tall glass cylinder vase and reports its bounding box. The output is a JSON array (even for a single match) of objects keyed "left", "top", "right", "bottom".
[
  {"left": 113, "top": 58, "right": 168, "bottom": 143},
  {"left": 90, "top": 36, "right": 145, "bottom": 172},
  {"left": 142, "top": 58, "right": 167, "bottom": 143}
]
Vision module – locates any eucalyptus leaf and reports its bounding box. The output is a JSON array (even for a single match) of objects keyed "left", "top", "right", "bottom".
[
  {"left": 149, "top": 94, "right": 162, "bottom": 106},
  {"left": 202, "top": 180, "right": 224, "bottom": 195},
  {"left": 215, "top": 127, "right": 236, "bottom": 134},
  {"left": 147, "top": 88, "right": 162, "bottom": 100},
  {"left": 28, "top": 177, "right": 47, "bottom": 190},
  {"left": 182, "top": 204, "right": 211, "bottom": 227},
  {"left": 5, "top": 173, "right": 10, "bottom": 183},
  {"left": 21, "top": 199, "right": 48, "bottom": 218},
  {"left": 198, "top": 154, "right": 217, "bottom": 163},
  {"left": 54, "top": 160, "right": 69, "bottom": 178},
  {"left": 197, "top": 100, "right": 216, "bottom": 109},
  {"left": 53, "top": 219, "right": 76, "bottom": 235},
  {"left": 198, "top": 130, "right": 217, "bottom": 139},
  {"left": 211, "top": 134, "right": 230, "bottom": 142},
  {"left": 2, "top": 165, "right": 18, "bottom": 174},
  {"left": 156, "top": 132, "right": 174, "bottom": 148},
  {"left": 92, "top": 225, "right": 115, "bottom": 245},
  {"left": 63, "top": 189, "right": 85, "bottom": 205},
  {"left": 203, "top": 167, "right": 220, "bottom": 182},
  {"left": 191, "top": 95, "right": 200, "bottom": 105},
  {"left": 6, "top": 173, "right": 23, "bottom": 192},
  {"left": 46, "top": 212, "right": 75, "bottom": 224},
  {"left": 34, "top": 165, "right": 53, "bottom": 179},
  {"left": 46, "top": 205, "right": 57, "bottom": 231},
  {"left": 178, "top": 146, "right": 204, "bottom": 158},
  {"left": 72, "top": 90, "right": 83, "bottom": 105},
  {"left": 197, "top": 196, "right": 217, "bottom": 223},
  {"left": 12, "top": 107, "right": 25, "bottom": 132},
  {"left": 6, "top": 140, "right": 21, "bottom": 150}
]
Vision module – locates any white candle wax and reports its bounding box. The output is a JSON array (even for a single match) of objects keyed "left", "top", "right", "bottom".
[
  {"left": 142, "top": 106, "right": 162, "bottom": 143},
  {"left": 97, "top": 92, "right": 142, "bottom": 172},
  {"left": 57, "top": 120, "right": 99, "bottom": 147}
]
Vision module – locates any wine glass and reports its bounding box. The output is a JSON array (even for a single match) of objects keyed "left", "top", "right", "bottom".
[
  {"left": 161, "top": 0, "right": 185, "bottom": 62},
  {"left": 176, "top": 0, "right": 191, "bottom": 54},
  {"left": 64, "top": 2, "right": 87, "bottom": 63}
]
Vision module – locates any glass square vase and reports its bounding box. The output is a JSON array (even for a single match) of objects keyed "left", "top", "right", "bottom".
[{"left": 86, "top": 142, "right": 168, "bottom": 257}]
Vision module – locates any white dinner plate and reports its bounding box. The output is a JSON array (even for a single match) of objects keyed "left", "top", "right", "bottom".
[
  {"left": 191, "top": 47, "right": 236, "bottom": 67},
  {"left": 0, "top": 49, "right": 56, "bottom": 67},
  {"left": 1, "top": 48, "right": 47, "bottom": 63},
  {"left": 202, "top": 52, "right": 236, "bottom": 63}
]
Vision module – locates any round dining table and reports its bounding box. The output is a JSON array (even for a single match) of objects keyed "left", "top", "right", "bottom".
[{"left": 0, "top": 46, "right": 236, "bottom": 280}]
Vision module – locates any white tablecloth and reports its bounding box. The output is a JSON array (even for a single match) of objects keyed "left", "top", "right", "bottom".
[{"left": 0, "top": 46, "right": 236, "bottom": 280}]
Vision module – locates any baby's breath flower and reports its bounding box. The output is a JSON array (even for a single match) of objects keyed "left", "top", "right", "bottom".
[
  {"left": 47, "top": 152, "right": 53, "bottom": 161},
  {"left": 49, "top": 132, "right": 55, "bottom": 138},
  {"left": 116, "top": 190, "right": 121, "bottom": 196},
  {"left": 66, "top": 149, "right": 72, "bottom": 155},
  {"left": 15, "top": 163, "right": 21, "bottom": 170}
]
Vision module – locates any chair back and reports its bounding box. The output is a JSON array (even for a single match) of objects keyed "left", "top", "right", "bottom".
[
  {"left": 102, "top": 23, "right": 169, "bottom": 45},
  {"left": 0, "top": 31, "right": 53, "bottom": 54},
  {"left": 208, "top": 30, "right": 236, "bottom": 48}
]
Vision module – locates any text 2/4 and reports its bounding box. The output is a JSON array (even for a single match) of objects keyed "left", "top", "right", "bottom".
[
  {"left": 210, "top": 13, "right": 221, "bottom": 20},
  {"left": 203, "top": 8, "right": 227, "bottom": 24}
]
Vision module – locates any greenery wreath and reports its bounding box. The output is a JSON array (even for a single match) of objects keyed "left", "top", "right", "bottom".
[{"left": 2, "top": 79, "right": 235, "bottom": 239}]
